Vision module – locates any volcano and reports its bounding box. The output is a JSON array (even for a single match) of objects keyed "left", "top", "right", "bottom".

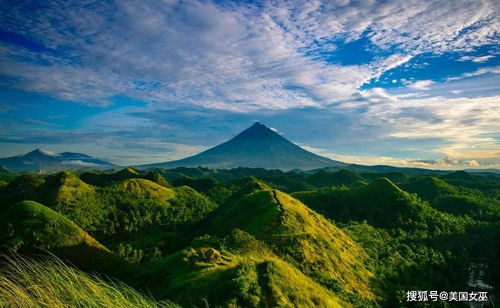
[
  {"left": 0, "top": 149, "right": 118, "bottom": 172},
  {"left": 139, "top": 122, "right": 346, "bottom": 171}
]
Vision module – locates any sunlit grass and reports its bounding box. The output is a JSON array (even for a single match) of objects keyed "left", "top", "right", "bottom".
[{"left": 0, "top": 254, "right": 178, "bottom": 308}]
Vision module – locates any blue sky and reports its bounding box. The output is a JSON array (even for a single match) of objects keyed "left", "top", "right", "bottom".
[{"left": 0, "top": 0, "right": 499, "bottom": 169}]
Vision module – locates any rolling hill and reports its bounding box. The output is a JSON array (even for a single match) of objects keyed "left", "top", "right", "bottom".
[
  {"left": 292, "top": 178, "right": 432, "bottom": 228},
  {"left": 0, "top": 200, "right": 136, "bottom": 280},
  {"left": 196, "top": 180, "right": 376, "bottom": 302},
  {"left": 145, "top": 239, "right": 348, "bottom": 307}
]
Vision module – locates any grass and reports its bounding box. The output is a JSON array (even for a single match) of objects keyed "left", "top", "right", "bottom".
[
  {"left": 292, "top": 177, "right": 431, "bottom": 228},
  {"left": 0, "top": 253, "right": 177, "bottom": 308},
  {"left": 269, "top": 190, "right": 375, "bottom": 301},
  {"left": 0, "top": 200, "right": 105, "bottom": 251},
  {"left": 41, "top": 171, "right": 103, "bottom": 231},
  {"left": 400, "top": 176, "right": 458, "bottom": 201},
  {"left": 197, "top": 183, "right": 376, "bottom": 302},
  {"left": 145, "top": 241, "right": 347, "bottom": 307},
  {"left": 0, "top": 200, "right": 139, "bottom": 281},
  {"left": 115, "top": 179, "right": 176, "bottom": 205}
]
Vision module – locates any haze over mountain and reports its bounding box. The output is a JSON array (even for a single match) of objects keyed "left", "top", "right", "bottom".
[
  {"left": 139, "top": 122, "right": 346, "bottom": 171},
  {"left": 0, "top": 149, "right": 117, "bottom": 172}
]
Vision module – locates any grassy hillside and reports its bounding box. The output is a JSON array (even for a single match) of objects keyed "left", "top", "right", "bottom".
[
  {"left": 172, "top": 176, "right": 234, "bottom": 204},
  {"left": 0, "top": 165, "right": 17, "bottom": 184},
  {"left": 401, "top": 176, "right": 500, "bottom": 221},
  {"left": 144, "top": 230, "right": 347, "bottom": 307},
  {"left": 0, "top": 200, "right": 105, "bottom": 251},
  {"left": 113, "top": 178, "right": 176, "bottom": 204},
  {"left": 198, "top": 182, "right": 376, "bottom": 303},
  {"left": 293, "top": 178, "right": 433, "bottom": 228},
  {"left": 0, "top": 200, "right": 137, "bottom": 279},
  {"left": 0, "top": 254, "right": 176, "bottom": 308},
  {"left": 0, "top": 173, "right": 45, "bottom": 209},
  {"left": 80, "top": 167, "right": 142, "bottom": 185},
  {"left": 400, "top": 176, "right": 457, "bottom": 201},
  {"left": 39, "top": 171, "right": 104, "bottom": 231}
]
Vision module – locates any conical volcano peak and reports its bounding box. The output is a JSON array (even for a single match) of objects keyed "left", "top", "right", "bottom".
[
  {"left": 249, "top": 121, "right": 268, "bottom": 129},
  {"left": 23, "top": 149, "right": 60, "bottom": 161},
  {"left": 27, "top": 148, "right": 59, "bottom": 157},
  {"left": 233, "top": 122, "right": 281, "bottom": 140},
  {"left": 139, "top": 123, "right": 346, "bottom": 170},
  {"left": 247, "top": 121, "right": 273, "bottom": 132}
]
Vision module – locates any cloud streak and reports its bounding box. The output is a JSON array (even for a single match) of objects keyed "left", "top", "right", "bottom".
[{"left": 0, "top": 0, "right": 498, "bottom": 110}]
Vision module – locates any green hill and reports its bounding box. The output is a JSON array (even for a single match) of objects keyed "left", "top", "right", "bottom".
[
  {"left": 307, "top": 169, "right": 363, "bottom": 188},
  {"left": 39, "top": 171, "right": 103, "bottom": 230},
  {"left": 172, "top": 176, "right": 234, "bottom": 204},
  {"left": 0, "top": 165, "right": 17, "bottom": 184},
  {"left": 80, "top": 167, "right": 142, "bottom": 186},
  {"left": 2, "top": 171, "right": 218, "bottom": 235},
  {"left": 0, "top": 173, "right": 45, "bottom": 209},
  {"left": 0, "top": 200, "right": 105, "bottom": 251},
  {"left": 144, "top": 231, "right": 347, "bottom": 307},
  {"left": 197, "top": 183, "right": 376, "bottom": 302},
  {"left": 114, "top": 178, "right": 176, "bottom": 204},
  {"left": 443, "top": 170, "right": 474, "bottom": 180},
  {"left": 293, "top": 178, "right": 432, "bottom": 228},
  {"left": 401, "top": 176, "right": 458, "bottom": 201},
  {"left": 400, "top": 176, "right": 499, "bottom": 220},
  {"left": 143, "top": 171, "right": 172, "bottom": 188},
  {"left": 0, "top": 200, "right": 136, "bottom": 279},
  {"left": 103, "top": 179, "right": 218, "bottom": 227},
  {"left": 0, "top": 171, "right": 103, "bottom": 230}
]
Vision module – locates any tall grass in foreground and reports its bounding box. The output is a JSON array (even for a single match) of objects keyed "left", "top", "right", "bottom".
[{"left": 0, "top": 254, "right": 178, "bottom": 308}]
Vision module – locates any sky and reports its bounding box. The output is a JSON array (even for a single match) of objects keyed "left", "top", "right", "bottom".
[{"left": 0, "top": 0, "right": 499, "bottom": 169}]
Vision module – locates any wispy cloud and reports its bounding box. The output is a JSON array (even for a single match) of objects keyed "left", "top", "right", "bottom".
[
  {"left": 447, "top": 66, "right": 500, "bottom": 81},
  {"left": 458, "top": 55, "right": 495, "bottom": 63},
  {"left": 406, "top": 80, "right": 435, "bottom": 90},
  {"left": 0, "top": 0, "right": 498, "bottom": 110}
]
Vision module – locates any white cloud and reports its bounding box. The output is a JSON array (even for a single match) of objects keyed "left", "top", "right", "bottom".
[
  {"left": 406, "top": 80, "right": 435, "bottom": 90},
  {"left": 447, "top": 66, "right": 500, "bottom": 81},
  {"left": 458, "top": 55, "right": 495, "bottom": 63},
  {"left": 61, "top": 160, "right": 102, "bottom": 167},
  {"left": 300, "top": 145, "right": 499, "bottom": 169},
  {"left": 0, "top": 0, "right": 498, "bottom": 110},
  {"left": 356, "top": 87, "right": 500, "bottom": 165}
]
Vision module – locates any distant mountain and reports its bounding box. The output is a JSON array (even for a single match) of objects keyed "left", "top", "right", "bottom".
[
  {"left": 0, "top": 149, "right": 118, "bottom": 172},
  {"left": 307, "top": 164, "right": 450, "bottom": 175},
  {"left": 138, "top": 122, "right": 346, "bottom": 171}
]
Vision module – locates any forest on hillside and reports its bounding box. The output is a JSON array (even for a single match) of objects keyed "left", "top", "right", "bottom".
[{"left": 0, "top": 167, "right": 498, "bottom": 307}]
